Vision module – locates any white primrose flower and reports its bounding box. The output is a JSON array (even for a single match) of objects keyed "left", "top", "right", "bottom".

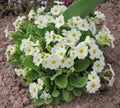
[
  {"left": 86, "top": 80, "right": 101, "bottom": 93},
  {"left": 75, "top": 42, "right": 88, "bottom": 59},
  {"left": 45, "top": 15, "right": 54, "bottom": 23},
  {"left": 43, "top": 53, "right": 52, "bottom": 61},
  {"left": 33, "top": 53, "right": 43, "bottom": 66},
  {"left": 64, "top": 36, "right": 75, "bottom": 47},
  {"left": 14, "top": 68, "right": 22, "bottom": 77},
  {"left": 40, "top": 91, "right": 51, "bottom": 100},
  {"left": 92, "top": 60, "right": 105, "bottom": 73},
  {"left": 78, "top": 19, "right": 89, "bottom": 31},
  {"left": 13, "top": 16, "right": 26, "bottom": 31},
  {"left": 89, "top": 19, "right": 97, "bottom": 35},
  {"left": 70, "top": 49, "right": 77, "bottom": 60},
  {"left": 62, "top": 29, "right": 69, "bottom": 36},
  {"left": 21, "top": 68, "right": 28, "bottom": 78},
  {"left": 34, "top": 15, "right": 48, "bottom": 29},
  {"left": 24, "top": 46, "right": 34, "bottom": 56},
  {"left": 54, "top": 15, "right": 64, "bottom": 29},
  {"left": 42, "top": 59, "right": 49, "bottom": 69},
  {"left": 50, "top": 5, "right": 61, "bottom": 15},
  {"left": 51, "top": 42, "right": 65, "bottom": 54},
  {"left": 54, "top": 34, "right": 63, "bottom": 42},
  {"left": 72, "top": 16, "right": 82, "bottom": 24},
  {"left": 94, "top": 11, "right": 105, "bottom": 21},
  {"left": 98, "top": 50, "right": 105, "bottom": 61},
  {"left": 96, "top": 25, "right": 115, "bottom": 48},
  {"left": 28, "top": 9, "right": 36, "bottom": 20},
  {"left": 95, "top": 31, "right": 105, "bottom": 42},
  {"left": 37, "top": 78, "right": 44, "bottom": 90},
  {"left": 60, "top": 58, "right": 66, "bottom": 68},
  {"left": 84, "top": 36, "right": 95, "bottom": 46},
  {"left": 33, "top": 47, "right": 40, "bottom": 56},
  {"left": 37, "top": 6, "right": 45, "bottom": 14},
  {"left": 55, "top": 48, "right": 66, "bottom": 59},
  {"left": 68, "top": 29, "right": 81, "bottom": 42},
  {"left": 65, "top": 58, "right": 74, "bottom": 68},
  {"left": 89, "top": 44, "right": 101, "bottom": 60},
  {"left": 107, "top": 63, "right": 115, "bottom": 87},
  {"left": 45, "top": 31, "right": 54, "bottom": 45},
  {"left": 102, "top": 25, "right": 115, "bottom": 48},
  {"left": 6, "top": 45, "right": 16, "bottom": 55},
  {"left": 20, "top": 38, "right": 34, "bottom": 51},
  {"left": 29, "top": 83, "right": 38, "bottom": 99},
  {"left": 67, "top": 18, "right": 76, "bottom": 28},
  {"left": 60, "top": 5, "right": 67, "bottom": 13},
  {"left": 47, "top": 56, "right": 61, "bottom": 70},
  {"left": 88, "top": 71, "right": 100, "bottom": 82}
]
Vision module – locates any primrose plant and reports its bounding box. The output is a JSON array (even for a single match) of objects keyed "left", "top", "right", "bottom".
[{"left": 5, "top": 0, "right": 115, "bottom": 106}]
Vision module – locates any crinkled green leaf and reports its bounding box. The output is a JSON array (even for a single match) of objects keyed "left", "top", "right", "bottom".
[
  {"left": 55, "top": 74, "right": 68, "bottom": 89},
  {"left": 52, "top": 90, "right": 60, "bottom": 97},
  {"left": 62, "top": 89, "right": 74, "bottom": 102},
  {"left": 73, "top": 88, "right": 82, "bottom": 96},
  {"left": 34, "top": 98, "right": 44, "bottom": 106},
  {"left": 22, "top": 55, "right": 37, "bottom": 69},
  {"left": 44, "top": 98, "right": 53, "bottom": 104},
  {"left": 66, "top": 83, "right": 74, "bottom": 91},
  {"left": 63, "top": 0, "right": 104, "bottom": 21},
  {"left": 74, "top": 59, "right": 90, "bottom": 72},
  {"left": 25, "top": 71, "right": 38, "bottom": 81},
  {"left": 70, "top": 76, "right": 88, "bottom": 88}
]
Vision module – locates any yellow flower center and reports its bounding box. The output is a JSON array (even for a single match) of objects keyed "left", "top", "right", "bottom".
[
  {"left": 67, "top": 39, "right": 71, "bottom": 43},
  {"left": 92, "top": 76, "right": 96, "bottom": 80},
  {"left": 93, "top": 49, "right": 96, "bottom": 54},
  {"left": 33, "top": 88, "right": 37, "bottom": 93},
  {"left": 59, "top": 52, "right": 64, "bottom": 56},
  {"left": 59, "top": 20, "right": 62, "bottom": 24},
  {"left": 79, "top": 49, "right": 84, "bottom": 54},
  {"left": 37, "top": 58, "right": 41, "bottom": 62},
  {"left": 52, "top": 60, "right": 56, "bottom": 64},
  {"left": 72, "top": 33, "right": 77, "bottom": 38},
  {"left": 96, "top": 64, "right": 101, "bottom": 68},
  {"left": 91, "top": 83, "right": 96, "bottom": 88},
  {"left": 39, "top": 20, "right": 44, "bottom": 24},
  {"left": 61, "top": 59, "right": 65, "bottom": 64},
  {"left": 82, "top": 23, "right": 86, "bottom": 28}
]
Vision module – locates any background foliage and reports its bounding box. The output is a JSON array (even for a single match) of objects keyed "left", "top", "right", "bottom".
[{"left": 0, "top": 0, "right": 119, "bottom": 18}]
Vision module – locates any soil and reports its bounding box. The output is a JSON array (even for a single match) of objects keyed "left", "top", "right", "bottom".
[{"left": 0, "top": 1, "right": 120, "bottom": 108}]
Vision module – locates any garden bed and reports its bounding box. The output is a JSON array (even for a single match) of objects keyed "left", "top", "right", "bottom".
[{"left": 0, "top": 1, "right": 120, "bottom": 108}]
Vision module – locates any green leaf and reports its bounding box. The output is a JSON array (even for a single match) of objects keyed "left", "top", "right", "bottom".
[
  {"left": 22, "top": 55, "right": 37, "bottom": 69},
  {"left": 25, "top": 71, "right": 38, "bottom": 81},
  {"left": 50, "top": 69, "right": 62, "bottom": 81},
  {"left": 9, "top": 59, "right": 21, "bottom": 66},
  {"left": 55, "top": 74, "right": 68, "bottom": 89},
  {"left": 73, "top": 88, "right": 82, "bottom": 96},
  {"left": 62, "top": 89, "right": 73, "bottom": 102},
  {"left": 52, "top": 90, "right": 60, "bottom": 97},
  {"left": 66, "top": 83, "right": 74, "bottom": 91},
  {"left": 44, "top": 98, "right": 53, "bottom": 104},
  {"left": 63, "top": 0, "right": 104, "bottom": 21},
  {"left": 74, "top": 59, "right": 90, "bottom": 72},
  {"left": 34, "top": 98, "right": 44, "bottom": 106},
  {"left": 53, "top": 98, "right": 60, "bottom": 105},
  {"left": 70, "top": 76, "right": 88, "bottom": 88}
]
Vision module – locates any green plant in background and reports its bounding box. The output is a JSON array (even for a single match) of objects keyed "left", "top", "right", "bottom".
[{"left": 5, "top": 0, "right": 115, "bottom": 106}]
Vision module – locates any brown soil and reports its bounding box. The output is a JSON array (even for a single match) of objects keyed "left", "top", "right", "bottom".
[{"left": 0, "top": 2, "right": 120, "bottom": 108}]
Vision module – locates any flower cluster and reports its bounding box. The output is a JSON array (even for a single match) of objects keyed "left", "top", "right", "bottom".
[{"left": 5, "top": 2, "right": 115, "bottom": 106}]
